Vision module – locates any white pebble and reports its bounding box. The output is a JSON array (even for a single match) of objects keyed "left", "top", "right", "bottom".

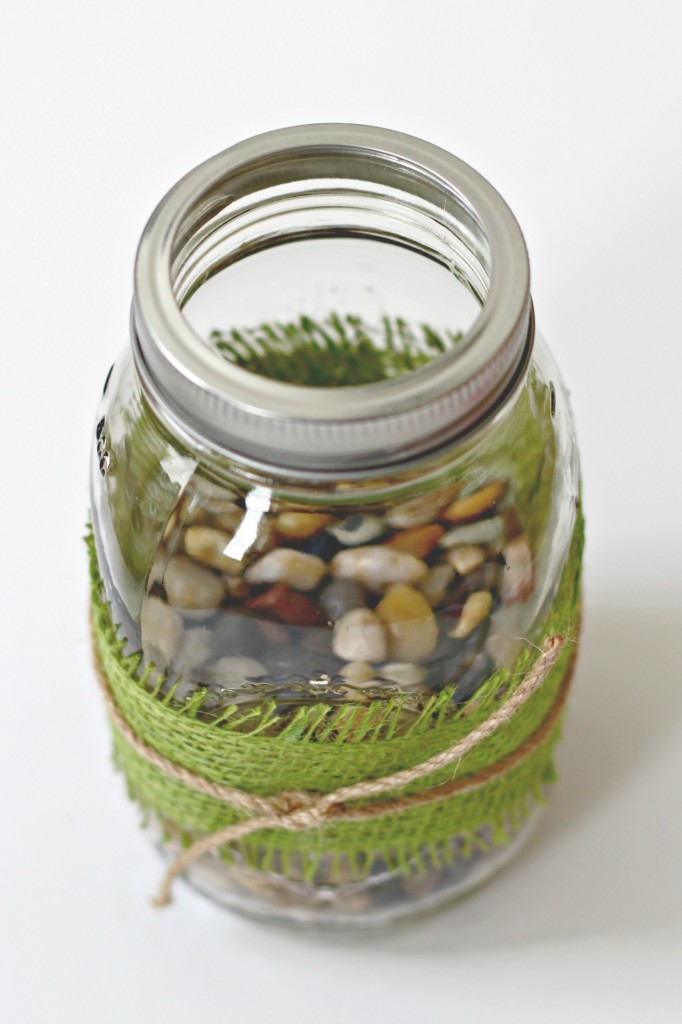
[
  {"left": 328, "top": 514, "right": 385, "bottom": 546},
  {"left": 245, "top": 548, "right": 327, "bottom": 591},
  {"left": 332, "top": 609, "right": 387, "bottom": 662},
  {"left": 446, "top": 545, "right": 486, "bottom": 575},
  {"left": 206, "top": 656, "right": 267, "bottom": 690},
  {"left": 184, "top": 526, "right": 242, "bottom": 575},
  {"left": 418, "top": 564, "right": 455, "bottom": 606},
  {"left": 500, "top": 536, "right": 535, "bottom": 604},
  {"left": 339, "top": 661, "right": 376, "bottom": 684},
  {"left": 331, "top": 546, "right": 427, "bottom": 591},
  {"left": 175, "top": 628, "right": 212, "bottom": 674},
  {"left": 377, "top": 662, "right": 427, "bottom": 687},
  {"left": 140, "top": 596, "right": 183, "bottom": 668},
  {"left": 440, "top": 517, "right": 504, "bottom": 549},
  {"left": 164, "top": 556, "right": 225, "bottom": 610}
]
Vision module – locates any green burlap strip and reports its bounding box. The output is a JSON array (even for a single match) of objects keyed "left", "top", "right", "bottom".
[{"left": 88, "top": 505, "right": 583, "bottom": 886}]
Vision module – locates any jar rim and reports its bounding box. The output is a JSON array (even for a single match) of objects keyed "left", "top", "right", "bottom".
[{"left": 132, "top": 123, "right": 532, "bottom": 474}]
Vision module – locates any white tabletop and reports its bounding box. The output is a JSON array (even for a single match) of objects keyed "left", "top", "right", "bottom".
[{"left": 2, "top": 1, "right": 681, "bottom": 1021}]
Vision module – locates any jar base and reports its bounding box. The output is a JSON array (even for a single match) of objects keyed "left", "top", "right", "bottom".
[{"left": 154, "top": 804, "right": 546, "bottom": 932}]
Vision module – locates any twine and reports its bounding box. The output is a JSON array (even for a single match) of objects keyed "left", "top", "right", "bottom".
[{"left": 93, "top": 628, "right": 567, "bottom": 907}]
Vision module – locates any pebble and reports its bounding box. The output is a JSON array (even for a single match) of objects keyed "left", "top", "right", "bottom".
[
  {"left": 245, "top": 548, "right": 327, "bottom": 591},
  {"left": 418, "top": 564, "right": 456, "bottom": 606},
  {"left": 331, "top": 546, "right": 427, "bottom": 591},
  {"left": 339, "top": 661, "right": 376, "bottom": 684},
  {"left": 446, "top": 544, "right": 486, "bottom": 576},
  {"left": 164, "top": 556, "right": 225, "bottom": 610},
  {"left": 304, "top": 531, "right": 342, "bottom": 561},
  {"left": 275, "top": 511, "right": 333, "bottom": 539},
  {"left": 500, "top": 536, "right": 534, "bottom": 604},
  {"left": 376, "top": 585, "right": 439, "bottom": 661},
  {"left": 440, "top": 516, "right": 505, "bottom": 549},
  {"left": 332, "top": 608, "right": 387, "bottom": 662},
  {"left": 449, "top": 591, "right": 493, "bottom": 638},
  {"left": 184, "top": 526, "right": 242, "bottom": 575},
  {"left": 246, "top": 584, "right": 323, "bottom": 626},
  {"left": 443, "top": 480, "right": 507, "bottom": 523},
  {"left": 328, "top": 513, "right": 386, "bottom": 546},
  {"left": 140, "top": 596, "right": 184, "bottom": 668},
  {"left": 387, "top": 485, "right": 460, "bottom": 528},
  {"left": 377, "top": 662, "right": 427, "bottom": 687},
  {"left": 483, "top": 602, "right": 526, "bottom": 668},
  {"left": 222, "top": 576, "right": 251, "bottom": 601},
  {"left": 210, "top": 502, "right": 243, "bottom": 533},
  {"left": 174, "top": 627, "right": 212, "bottom": 674},
  {"left": 385, "top": 524, "right": 444, "bottom": 559},
  {"left": 205, "top": 655, "right": 267, "bottom": 690},
  {"left": 319, "top": 579, "right": 366, "bottom": 622}
]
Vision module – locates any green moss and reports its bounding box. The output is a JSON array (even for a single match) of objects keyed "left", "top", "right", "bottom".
[{"left": 210, "top": 313, "right": 461, "bottom": 387}]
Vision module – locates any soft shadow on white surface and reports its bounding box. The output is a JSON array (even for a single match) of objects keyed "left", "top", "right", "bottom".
[{"left": 226, "top": 596, "right": 682, "bottom": 959}]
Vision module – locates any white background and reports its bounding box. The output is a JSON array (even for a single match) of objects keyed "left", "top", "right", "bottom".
[{"left": 2, "top": 1, "right": 682, "bottom": 1021}]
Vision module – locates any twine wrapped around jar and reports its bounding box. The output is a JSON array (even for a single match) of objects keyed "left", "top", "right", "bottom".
[{"left": 87, "top": 503, "right": 583, "bottom": 907}]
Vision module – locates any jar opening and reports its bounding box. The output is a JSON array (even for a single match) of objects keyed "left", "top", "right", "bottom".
[
  {"left": 183, "top": 233, "right": 483, "bottom": 388},
  {"left": 133, "top": 125, "right": 531, "bottom": 472}
]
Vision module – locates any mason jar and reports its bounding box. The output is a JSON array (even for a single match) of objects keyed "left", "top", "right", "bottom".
[{"left": 89, "top": 124, "right": 583, "bottom": 929}]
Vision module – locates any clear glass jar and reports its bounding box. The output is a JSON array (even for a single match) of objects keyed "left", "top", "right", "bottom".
[{"left": 89, "top": 125, "right": 582, "bottom": 929}]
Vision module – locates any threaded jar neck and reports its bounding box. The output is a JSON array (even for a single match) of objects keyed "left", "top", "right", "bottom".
[{"left": 132, "top": 124, "right": 532, "bottom": 476}]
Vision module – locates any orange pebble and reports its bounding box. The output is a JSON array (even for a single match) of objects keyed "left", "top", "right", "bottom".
[
  {"left": 247, "top": 584, "right": 324, "bottom": 626},
  {"left": 443, "top": 481, "right": 507, "bottom": 523},
  {"left": 385, "top": 524, "right": 444, "bottom": 559}
]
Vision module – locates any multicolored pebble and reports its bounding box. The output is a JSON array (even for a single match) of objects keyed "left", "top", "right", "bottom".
[
  {"left": 332, "top": 608, "right": 387, "bottom": 662},
  {"left": 246, "top": 584, "right": 324, "bottom": 626},
  {"left": 446, "top": 544, "right": 486, "bottom": 575},
  {"left": 377, "top": 662, "right": 428, "bottom": 688},
  {"left": 385, "top": 524, "right": 444, "bottom": 559},
  {"left": 141, "top": 595, "right": 183, "bottom": 668},
  {"left": 331, "top": 546, "right": 427, "bottom": 591},
  {"left": 449, "top": 590, "right": 493, "bottom": 638},
  {"left": 440, "top": 517, "right": 505, "bottom": 549},
  {"left": 205, "top": 656, "right": 267, "bottom": 689},
  {"left": 275, "top": 511, "right": 333, "bottom": 539},
  {"left": 500, "top": 536, "right": 535, "bottom": 604},
  {"left": 184, "top": 526, "right": 242, "bottom": 575},
  {"left": 443, "top": 480, "right": 507, "bottom": 523},
  {"left": 418, "top": 564, "right": 456, "bottom": 606},
  {"left": 245, "top": 548, "right": 327, "bottom": 591},
  {"left": 328, "top": 513, "right": 386, "bottom": 546},
  {"left": 164, "top": 556, "right": 225, "bottom": 610},
  {"left": 376, "top": 584, "right": 439, "bottom": 661}
]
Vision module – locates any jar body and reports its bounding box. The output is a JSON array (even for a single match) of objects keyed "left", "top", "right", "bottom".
[{"left": 90, "top": 332, "right": 582, "bottom": 928}]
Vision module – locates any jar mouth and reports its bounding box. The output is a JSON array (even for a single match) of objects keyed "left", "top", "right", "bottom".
[{"left": 132, "top": 124, "right": 531, "bottom": 474}]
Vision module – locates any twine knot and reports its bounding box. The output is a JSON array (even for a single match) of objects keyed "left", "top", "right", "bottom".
[
  {"left": 93, "top": 629, "right": 569, "bottom": 909},
  {"left": 267, "top": 790, "right": 326, "bottom": 830}
]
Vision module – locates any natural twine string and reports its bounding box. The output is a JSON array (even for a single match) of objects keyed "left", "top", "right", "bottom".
[{"left": 93, "top": 631, "right": 566, "bottom": 907}]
